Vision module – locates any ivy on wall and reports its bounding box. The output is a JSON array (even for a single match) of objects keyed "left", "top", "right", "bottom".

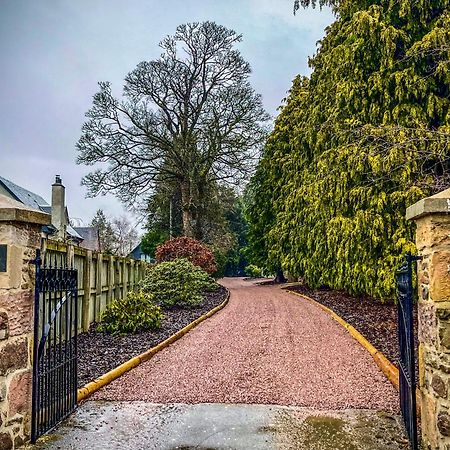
[{"left": 247, "top": 0, "right": 450, "bottom": 299}]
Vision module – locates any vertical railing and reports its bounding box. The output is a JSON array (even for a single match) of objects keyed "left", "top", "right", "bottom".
[
  {"left": 397, "top": 253, "right": 420, "bottom": 450},
  {"left": 31, "top": 250, "right": 78, "bottom": 443}
]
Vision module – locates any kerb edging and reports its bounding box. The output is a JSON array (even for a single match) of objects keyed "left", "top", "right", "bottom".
[
  {"left": 77, "top": 289, "right": 230, "bottom": 402},
  {"left": 286, "top": 289, "right": 400, "bottom": 390}
]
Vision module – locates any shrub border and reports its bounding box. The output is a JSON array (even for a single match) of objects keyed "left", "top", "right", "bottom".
[
  {"left": 77, "top": 288, "right": 230, "bottom": 402},
  {"left": 285, "top": 288, "right": 400, "bottom": 390}
]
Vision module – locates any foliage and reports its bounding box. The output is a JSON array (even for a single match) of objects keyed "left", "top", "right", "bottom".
[
  {"left": 76, "top": 21, "right": 269, "bottom": 238},
  {"left": 156, "top": 236, "right": 217, "bottom": 274},
  {"left": 98, "top": 291, "right": 163, "bottom": 335},
  {"left": 141, "top": 229, "right": 169, "bottom": 258},
  {"left": 248, "top": 1, "right": 450, "bottom": 299},
  {"left": 140, "top": 258, "right": 218, "bottom": 308},
  {"left": 90, "top": 209, "right": 139, "bottom": 256},
  {"left": 90, "top": 209, "right": 116, "bottom": 254},
  {"left": 245, "top": 264, "right": 264, "bottom": 278}
]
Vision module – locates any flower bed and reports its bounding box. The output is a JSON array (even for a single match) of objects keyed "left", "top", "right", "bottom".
[{"left": 77, "top": 286, "right": 227, "bottom": 388}]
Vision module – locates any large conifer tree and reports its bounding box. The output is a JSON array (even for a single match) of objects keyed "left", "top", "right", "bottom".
[{"left": 249, "top": 0, "right": 450, "bottom": 298}]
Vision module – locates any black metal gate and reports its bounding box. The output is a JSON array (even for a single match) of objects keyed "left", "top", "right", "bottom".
[
  {"left": 31, "top": 249, "right": 78, "bottom": 443},
  {"left": 397, "top": 253, "right": 420, "bottom": 450}
]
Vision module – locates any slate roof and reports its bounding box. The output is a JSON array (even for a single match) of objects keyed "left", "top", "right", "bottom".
[
  {"left": 73, "top": 227, "right": 100, "bottom": 251},
  {"left": 0, "top": 175, "right": 84, "bottom": 243},
  {"left": 0, "top": 175, "right": 49, "bottom": 211}
]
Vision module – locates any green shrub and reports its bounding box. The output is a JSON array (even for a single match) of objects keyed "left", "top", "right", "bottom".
[
  {"left": 98, "top": 291, "right": 164, "bottom": 335},
  {"left": 140, "top": 258, "right": 218, "bottom": 309},
  {"left": 245, "top": 264, "right": 264, "bottom": 278}
]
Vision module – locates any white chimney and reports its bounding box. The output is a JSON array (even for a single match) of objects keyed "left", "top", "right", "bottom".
[{"left": 51, "top": 175, "right": 67, "bottom": 240}]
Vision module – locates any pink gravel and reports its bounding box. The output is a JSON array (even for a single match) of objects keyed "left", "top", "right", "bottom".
[{"left": 92, "top": 278, "right": 399, "bottom": 412}]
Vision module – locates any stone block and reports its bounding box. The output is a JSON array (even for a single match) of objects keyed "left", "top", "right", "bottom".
[
  {"left": 426, "top": 349, "right": 450, "bottom": 374},
  {"left": 416, "top": 215, "right": 450, "bottom": 253},
  {"left": 436, "top": 304, "right": 450, "bottom": 321},
  {"left": 419, "top": 301, "right": 437, "bottom": 345},
  {"left": 0, "top": 312, "right": 7, "bottom": 341},
  {"left": 0, "top": 337, "right": 28, "bottom": 376},
  {"left": 422, "top": 285, "right": 430, "bottom": 301},
  {"left": 0, "top": 292, "right": 33, "bottom": 337},
  {"left": 419, "top": 344, "right": 426, "bottom": 388},
  {"left": 4, "top": 414, "right": 23, "bottom": 428},
  {"left": 0, "top": 432, "right": 12, "bottom": 450},
  {"left": 430, "top": 251, "right": 450, "bottom": 301},
  {"left": 420, "top": 269, "right": 430, "bottom": 285},
  {"left": 432, "top": 373, "right": 448, "bottom": 398},
  {"left": 14, "top": 433, "right": 24, "bottom": 448},
  {"left": 0, "top": 377, "right": 6, "bottom": 402},
  {"left": 438, "top": 411, "right": 450, "bottom": 437},
  {"left": 0, "top": 245, "right": 23, "bottom": 290},
  {"left": 7, "top": 371, "right": 31, "bottom": 418},
  {"left": 441, "top": 323, "right": 450, "bottom": 351},
  {"left": 421, "top": 392, "right": 438, "bottom": 448}
]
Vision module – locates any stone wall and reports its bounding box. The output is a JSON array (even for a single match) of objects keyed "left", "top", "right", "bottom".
[
  {"left": 0, "top": 196, "right": 49, "bottom": 450},
  {"left": 407, "top": 188, "right": 450, "bottom": 449},
  {"left": 0, "top": 194, "right": 148, "bottom": 449}
]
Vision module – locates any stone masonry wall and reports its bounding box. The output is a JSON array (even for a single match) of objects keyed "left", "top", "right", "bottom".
[
  {"left": 411, "top": 206, "right": 450, "bottom": 448},
  {"left": 0, "top": 221, "right": 42, "bottom": 450}
]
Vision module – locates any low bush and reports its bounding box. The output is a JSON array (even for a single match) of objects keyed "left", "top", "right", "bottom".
[
  {"left": 155, "top": 236, "right": 217, "bottom": 274},
  {"left": 98, "top": 291, "right": 164, "bottom": 335},
  {"left": 245, "top": 264, "right": 264, "bottom": 278},
  {"left": 141, "top": 258, "right": 218, "bottom": 309}
]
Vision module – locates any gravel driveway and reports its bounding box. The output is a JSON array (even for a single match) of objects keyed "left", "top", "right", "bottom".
[{"left": 92, "top": 278, "right": 399, "bottom": 412}]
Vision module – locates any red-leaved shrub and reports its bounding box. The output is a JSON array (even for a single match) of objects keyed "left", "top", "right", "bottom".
[{"left": 155, "top": 236, "right": 217, "bottom": 274}]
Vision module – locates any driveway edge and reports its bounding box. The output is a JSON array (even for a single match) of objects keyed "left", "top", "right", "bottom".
[
  {"left": 77, "top": 289, "right": 230, "bottom": 402},
  {"left": 286, "top": 289, "right": 399, "bottom": 390}
]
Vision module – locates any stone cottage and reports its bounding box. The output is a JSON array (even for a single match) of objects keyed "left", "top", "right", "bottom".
[{"left": 0, "top": 175, "right": 99, "bottom": 250}]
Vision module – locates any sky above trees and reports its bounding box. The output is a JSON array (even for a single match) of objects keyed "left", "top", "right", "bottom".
[{"left": 0, "top": 0, "right": 332, "bottom": 225}]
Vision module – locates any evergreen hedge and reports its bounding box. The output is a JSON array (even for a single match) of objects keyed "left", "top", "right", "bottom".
[{"left": 246, "top": 0, "right": 450, "bottom": 299}]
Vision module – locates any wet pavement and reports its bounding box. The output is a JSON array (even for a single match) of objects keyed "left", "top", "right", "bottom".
[{"left": 23, "top": 401, "right": 409, "bottom": 450}]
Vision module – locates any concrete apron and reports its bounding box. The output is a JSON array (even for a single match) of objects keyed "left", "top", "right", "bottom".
[{"left": 22, "top": 402, "right": 409, "bottom": 450}]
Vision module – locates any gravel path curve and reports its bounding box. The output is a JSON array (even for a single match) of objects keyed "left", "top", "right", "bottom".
[{"left": 92, "top": 278, "right": 399, "bottom": 412}]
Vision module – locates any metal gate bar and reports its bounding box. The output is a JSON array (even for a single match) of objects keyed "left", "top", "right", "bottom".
[
  {"left": 31, "top": 249, "right": 78, "bottom": 443},
  {"left": 397, "top": 253, "right": 420, "bottom": 450}
]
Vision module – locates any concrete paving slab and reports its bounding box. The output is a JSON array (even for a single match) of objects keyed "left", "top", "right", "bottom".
[{"left": 22, "top": 401, "right": 409, "bottom": 450}]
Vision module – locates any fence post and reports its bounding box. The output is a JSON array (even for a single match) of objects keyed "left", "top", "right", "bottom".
[
  {"left": 82, "top": 250, "right": 92, "bottom": 332},
  {"left": 122, "top": 259, "right": 128, "bottom": 299},
  {"left": 108, "top": 255, "right": 114, "bottom": 305},
  {"left": 95, "top": 253, "right": 102, "bottom": 323},
  {"left": 407, "top": 188, "right": 450, "bottom": 449},
  {"left": 0, "top": 195, "right": 50, "bottom": 449},
  {"left": 129, "top": 259, "right": 135, "bottom": 291}
]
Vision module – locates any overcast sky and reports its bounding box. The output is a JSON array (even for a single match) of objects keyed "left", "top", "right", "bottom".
[{"left": 0, "top": 0, "right": 333, "bottom": 228}]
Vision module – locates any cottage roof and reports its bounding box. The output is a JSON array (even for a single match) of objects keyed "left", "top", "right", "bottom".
[
  {"left": 73, "top": 227, "right": 100, "bottom": 251},
  {"left": 0, "top": 175, "right": 49, "bottom": 211},
  {"left": 0, "top": 175, "right": 84, "bottom": 242}
]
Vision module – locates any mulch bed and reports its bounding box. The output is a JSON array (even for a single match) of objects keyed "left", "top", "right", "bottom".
[
  {"left": 77, "top": 286, "right": 228, "bottom": 388},
  {"left": 286, "top": 284, "right": 418, "bottom": 373}
]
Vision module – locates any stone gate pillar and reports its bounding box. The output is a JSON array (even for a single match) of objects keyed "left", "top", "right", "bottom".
[
  {"left": 0, "top": 195, "right": 49, "bottom": 450},
  {"left": 407, "top": 188, "right": 450, "bottom": 449}
]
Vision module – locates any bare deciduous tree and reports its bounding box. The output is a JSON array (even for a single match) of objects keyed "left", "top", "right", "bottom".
[
  {"left": 77, "top": 21, "right": 269, "bottom": 238},
  {"left": 90, "top": 209, "right": 139, "bottom": 256},
  {"left": 111, "top": 216, "right": 139, "bottom": 256}
]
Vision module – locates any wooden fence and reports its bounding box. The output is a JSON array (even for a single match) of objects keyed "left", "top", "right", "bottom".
[{"left": 44, "top": 240, "right": 148, "bottom": 332}]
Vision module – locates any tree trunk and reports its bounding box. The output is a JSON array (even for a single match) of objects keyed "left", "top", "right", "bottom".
[
  {"left": 180, "top": 180, "right": 195, "bottom": 237},
  {"left": 274, "top": 269, "right": 287, "bottom": 284},
  {"left": 195, "top": 179, "right": 206, "bottom": 240}
]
